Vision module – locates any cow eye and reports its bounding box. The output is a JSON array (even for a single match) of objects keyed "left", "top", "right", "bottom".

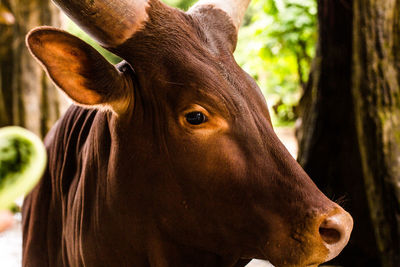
[{"left": 185, "top": 111, "right": 207, "bottom": 125}]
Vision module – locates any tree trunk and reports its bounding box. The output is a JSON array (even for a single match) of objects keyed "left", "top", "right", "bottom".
[
  {"left": 0, "top": 0, "right": 68, "bottom": 137},
  {"left": 352, "top": 0, "right": 400, "bottom": 266},
  {"left": 297, "top": 0, "right": 380, "bottom": 266}
]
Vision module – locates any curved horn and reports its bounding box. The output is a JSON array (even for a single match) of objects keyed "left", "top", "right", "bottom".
[
  {"left": 190, "top": 0, "right": 251, "bottom": 30},
  {"left": 52, "top": 0, "right": 149, "bottom": 47}
]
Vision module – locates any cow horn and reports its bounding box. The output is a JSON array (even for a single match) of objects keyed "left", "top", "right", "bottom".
[
  {"left": 190, "top": 0, "right": 251, "bottom": 30},
  {"left": 52, "top": 0, "right": 150, "bottom": 47}
]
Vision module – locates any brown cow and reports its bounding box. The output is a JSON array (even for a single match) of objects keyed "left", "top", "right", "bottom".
[{"left": 22, "top": 0, "right": 353, "bottom": 266}]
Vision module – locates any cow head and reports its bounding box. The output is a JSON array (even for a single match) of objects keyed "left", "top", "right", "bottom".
[{"left": 26, "top": 0, "right": 353, "bottom": 266}]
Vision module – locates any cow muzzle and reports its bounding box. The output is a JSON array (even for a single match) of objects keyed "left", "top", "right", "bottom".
[
  {"left": 267, "top": 203, "right": 354, "bottom": 267},
  {"left": 318, "top": 205, "right": 353, "bottom": 262}
]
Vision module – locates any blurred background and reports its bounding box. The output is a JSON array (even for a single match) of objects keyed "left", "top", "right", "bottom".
[{"left": 1, "top": 0, "right": 399, "bottom": 266}]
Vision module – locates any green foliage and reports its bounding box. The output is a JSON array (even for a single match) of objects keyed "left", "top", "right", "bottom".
[
  {"left": 66, "top": 0, "right": 317, "bottom": 125},
  {"left": 163, "top": 0, "right": 196, "bottom": 10},
  {"left": 236, "top": 0, "right": 317, "bottom": 125}
]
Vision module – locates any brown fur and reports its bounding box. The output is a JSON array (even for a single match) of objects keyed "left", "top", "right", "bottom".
[{"left": 22, "top": 1, "right": 352, "bottom": 266}]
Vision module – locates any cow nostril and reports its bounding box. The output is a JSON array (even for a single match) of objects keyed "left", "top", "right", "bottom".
[
  {"left": 318, "top": 208, "right": 353, "bottom": 262},
  {"left": 319, "top": 227, "right": 341, "bottom": 244}
]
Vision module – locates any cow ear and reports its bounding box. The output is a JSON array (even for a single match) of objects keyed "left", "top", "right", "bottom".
[
  {"left": 189, "top": 1, "right": 250, "bottom": 53},
  {"left": 26, "top": 27, "right": 132, "bottom": 113},
  {"left": 190, "top": 6, "right": 238, "bottom": 53}
]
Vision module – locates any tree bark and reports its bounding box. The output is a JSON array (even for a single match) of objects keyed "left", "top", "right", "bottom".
[
  {"left": 352, "top": 0, "right": 400, "bottom": 266},
  {"left": 0, "top": 0, "right": 68, "bottom": 137},
  {"left": 297, "top": 0, "right": 380, "bottom": 266}
]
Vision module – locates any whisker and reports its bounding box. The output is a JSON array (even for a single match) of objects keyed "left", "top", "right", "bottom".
[{"left": 333, "top": 195, "right": 349, "bottom": 207}]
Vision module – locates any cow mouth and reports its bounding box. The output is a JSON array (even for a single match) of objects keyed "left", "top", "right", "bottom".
[
  {"left": 259, "top": 207, "right": 353, "bottom": 267},
  {"left": 262, "top": 258, "right": 325, "bottom": 267},
  {"left": 254, "top": 227, "right": 332, "bottom": 267},
  {"left": 260, "top": 258, "right": 324, "bottom": 267}
]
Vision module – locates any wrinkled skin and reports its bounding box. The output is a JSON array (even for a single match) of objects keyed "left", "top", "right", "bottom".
[{"left": 22, "top": 1, "right": 352, "bottom": 267}]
